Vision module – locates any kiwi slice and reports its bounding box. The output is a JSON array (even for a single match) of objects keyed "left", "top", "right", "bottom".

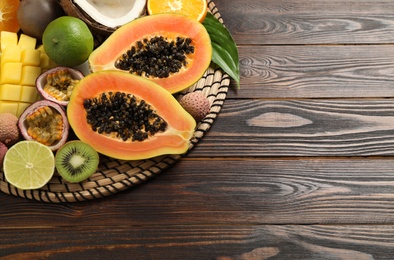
[{"left": 55, "top": 141, "right": 99, "bottom": 183}]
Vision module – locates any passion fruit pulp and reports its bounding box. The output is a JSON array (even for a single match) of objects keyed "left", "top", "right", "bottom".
[
  {"left": 36, "top": 66, "right": 84, "bottom": 107},
  {"left": 18, "top": 100, "right": 69, "bottom": 151}
]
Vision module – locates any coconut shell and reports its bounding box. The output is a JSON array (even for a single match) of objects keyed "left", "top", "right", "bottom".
[
  {"left": 59, "top": 0, "right": 113, "bottom": 35},
  {"left": 58, "top": 0, "right": 146, "bottom": 47}
]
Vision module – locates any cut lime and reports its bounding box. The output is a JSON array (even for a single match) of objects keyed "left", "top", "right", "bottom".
[{"left": 3, "top": 141, "right": 55, "bottom": 190}]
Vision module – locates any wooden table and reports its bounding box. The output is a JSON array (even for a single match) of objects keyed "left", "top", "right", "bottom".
[{"left": 2, "top": 0, "right": 394, "bottom": 258}]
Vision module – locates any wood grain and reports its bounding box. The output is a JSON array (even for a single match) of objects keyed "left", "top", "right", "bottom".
[
  {"left": 1, "top": 225, "right": 394, "bottom": 259},
  {"left": 2, "top": 159, "right": 394, "bottom": 226},
  {"left": 191, "top": 99, "right": 394, "bottom": 157},
  {"left": 2, "top": 0, "right": 394, "bottom": 257},
  {"left": 214, "top": 0, "right": 394, "bottom": 45},
  {"left": 228, "top": 45, "right": 394, "bottom": 99}
]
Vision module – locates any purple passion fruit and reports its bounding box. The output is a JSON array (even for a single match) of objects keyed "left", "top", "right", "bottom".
[
  {"left": 36, "top": 66, "right": 84, "bottom": 106},
  {"left": 18, "top": 100, "right": 69, "bottom": 151},
  {"left": 17, "top": 0, "right": 65, "bottom": 40}
]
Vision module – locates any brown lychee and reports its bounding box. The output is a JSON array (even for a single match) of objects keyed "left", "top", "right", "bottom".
[
  {"left": 0, "top": 113, "right": 20, "bottom": 147},
  {"left": 0, "top": 142, "right": 7, "bottom": 166},
  {"left": 179, "top": 92, "right": 210, "bottom": 122}
]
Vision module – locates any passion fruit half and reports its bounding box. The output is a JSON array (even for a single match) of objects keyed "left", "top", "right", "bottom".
[
  {"left": 18, "top": 100, "right": 70, "bottom": 151},
  {"left": 36, "top": 66, "right": 84, "bottom": 107}
]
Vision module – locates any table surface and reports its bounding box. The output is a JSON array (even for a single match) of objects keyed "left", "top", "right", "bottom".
[{"left": 2, "top": 0, "right": 394, "bottom": 259}]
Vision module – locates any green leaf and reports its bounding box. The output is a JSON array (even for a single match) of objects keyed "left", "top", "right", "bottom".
[{"left": 203, "top": 12, "right": 240, "bottom": 89}]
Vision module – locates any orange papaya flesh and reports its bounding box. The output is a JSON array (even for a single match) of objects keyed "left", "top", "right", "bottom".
[
  {"left": 67, "top": 70, "right": 196, "bottom": 160},
  {"left": 88, "top": 13, "right": 212, "bottom": 94}
]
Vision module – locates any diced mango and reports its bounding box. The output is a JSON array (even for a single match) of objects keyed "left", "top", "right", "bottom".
[
  {"left": 37, "top": 45, "right": 57, "bottom": 70},
  {"left": 0, "top": 101, "right": 19, "bottom": 115},
  {"left": 0, "top": 33, "right": 56, "bottom": 117},
  {"left": 18, "top": 34, "right": 37, "bottom": 50},
  {"left": 16, "top": 102, "right": 31, "bottom": 117},
  {"left": 1, "top": 45, "right": 21, "bottom": 65},
  {"left": 0, "top": 84, "right": 22, "bottom": 101},
  {"left": 20, "top": 66, "right": 42, "bottom": 85},
  {"left": 1, "top": 31, "right": 18, "bottom": 51},
  {"left": 21, "top": 49, "right": 41, "bottom": 66},
  {"left": 20, "top": 85, "right": 40, "bottom": 103},
  {"left": 1, "top": 62, "right": 22, "bottom": 84}
]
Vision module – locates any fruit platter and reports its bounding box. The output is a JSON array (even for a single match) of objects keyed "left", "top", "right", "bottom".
[{"left": 0, "top": 0, "right": 238, "bottom": 202}]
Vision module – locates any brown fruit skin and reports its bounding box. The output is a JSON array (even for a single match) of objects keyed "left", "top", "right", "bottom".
[
  {"left": 17, "top": 0, "right": 65, "bottom": 40},
  {"left": 0, "top": 142, "right": 7, "bottom": 166},
  {"left": 0, "top": 113, "right": 20, "bottom": 147},
  {"left": 179, "top": 92, "right": 210, "bottom": 123}
]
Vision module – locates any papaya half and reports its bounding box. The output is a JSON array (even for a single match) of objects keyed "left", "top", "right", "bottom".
[
  {"left": 67, "top": 70, "right": 196, "bottom": 160},
  {"left": 88, "top": 13, "right": 212, "bottom": 94}
]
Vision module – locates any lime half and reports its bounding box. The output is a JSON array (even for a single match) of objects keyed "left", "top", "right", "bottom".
[{"left": 4, "top": 141, "right": 55, "bottom": 190}]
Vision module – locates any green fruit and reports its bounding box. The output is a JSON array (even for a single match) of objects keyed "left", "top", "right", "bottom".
[
  {"left": 55, "top": 140, "right": 99, "bottom": 183},
  {"left": 4, "top": 141, "right": 55, "bottom": 190},
  {"left": 43, "top": 16, "right": 94, "bottom": 67}
]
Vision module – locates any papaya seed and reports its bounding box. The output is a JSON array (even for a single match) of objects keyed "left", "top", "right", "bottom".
[
  {"left": 115, "top": 36, "right": 194, "bottom": 79},
  {"left": 84, "top": 91, "right": 167, "bottom": 142}
]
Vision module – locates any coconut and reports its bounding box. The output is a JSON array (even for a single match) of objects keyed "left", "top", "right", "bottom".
[{"left": 59, "top": 0, "right": 146, "bottom": 38}]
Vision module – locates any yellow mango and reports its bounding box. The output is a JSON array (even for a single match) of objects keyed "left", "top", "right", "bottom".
[
  {"left": 18, "top": 34, "right": 37, "bottom": 50},
  {"left": 20, "top": 66, "right": 42, "bottom": 85},
  {"left": 16, "top": 102, "right": 31, "bottom": 117},
  {"left": 1, "top": 62, "right": 22, "bottom": 84},
  {"left": 0, "top": 31, "right": 18, "bottom": 52},
  {"left": 0, "top": 101, "right": 18, "bottom": 114},
  {"left": 0, "top": 34, "right": 56, "bottom": 117},
  {"left": 1, "top": 45, "right": 21, "bottom": 65},
  {"left": 20, "top": 85, "right": 40, "bottom": 103},
  {"left": 0, "top": 84, "right": 22, "bottom": 101},
  {"left": 21, "top": 49, "right": 41, "bottom": 66},
  {"left": 37, "top": 45, "right": 57, "bottom": 70}
]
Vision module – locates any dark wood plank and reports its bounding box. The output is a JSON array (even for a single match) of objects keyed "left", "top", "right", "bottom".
[
  {"left": 2, "top": 159, "right": 394, "bottom": 226},
  {"left": 214, "top": 0, "right": 394, "bottom": 45},
  {"left": 228, "top": 45, "right": 394, "bottom": 99},
  {"left": 2, "top": 1, "right": 393, "bottom": 258},
  {"left": 191, "top": 99, "right": 394, "bottom": 157},
  {"left": 1, "top": 225, "right": 394, "bottom": 259}
]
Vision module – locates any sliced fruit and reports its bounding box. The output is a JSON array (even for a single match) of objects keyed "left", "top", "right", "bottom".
[
  {"left": 0, "top": 32, "right": 57, "bottom": 117},
  {"left": 3, "top": 140, "right": 55, "bottom": 190},
  {"left": 147, "top": 0, "right": 208, "bottom": 22},
  {"left": 69, "top": 0, "right": 146, "bottom": 28},
  {"left": 0, "top": 0, "right": 20, "bottom": 33},
  {"left": 18, "top": 100, "right": 70, "bottom": 151},
  {"left": 43, "top": 16, "right": 94, "bottom": 67},
  {"left": 55, "top": 141, "right": 99, "bottom": 183},
  {"left": 88, "top": 13, "right": 212, "bottom": 93},
  {"left": 67, "top": 70, "right": 196, "bottom": 160},
  {"left": 59, "top": 0, "right": 146, "bottom": 36},
  {"left": 36, "top": 66, "right": 84, "bottom": 106}
]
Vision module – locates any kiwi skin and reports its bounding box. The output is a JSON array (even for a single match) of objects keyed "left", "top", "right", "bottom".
[{"left": 55, "top": 140, "right": 99, "bottom": 183}]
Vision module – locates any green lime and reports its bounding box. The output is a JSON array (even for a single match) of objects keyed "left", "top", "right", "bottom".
[
  {"left": 3, "top": 141, "right": 55, "bottom": 190},
  {"left": 42, "top": 16, "right": 94, "bottom": 67}
]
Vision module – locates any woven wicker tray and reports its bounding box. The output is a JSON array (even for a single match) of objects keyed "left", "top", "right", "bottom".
[{"left": 0, "top": 1, "right": 229, "bottom": 203}]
